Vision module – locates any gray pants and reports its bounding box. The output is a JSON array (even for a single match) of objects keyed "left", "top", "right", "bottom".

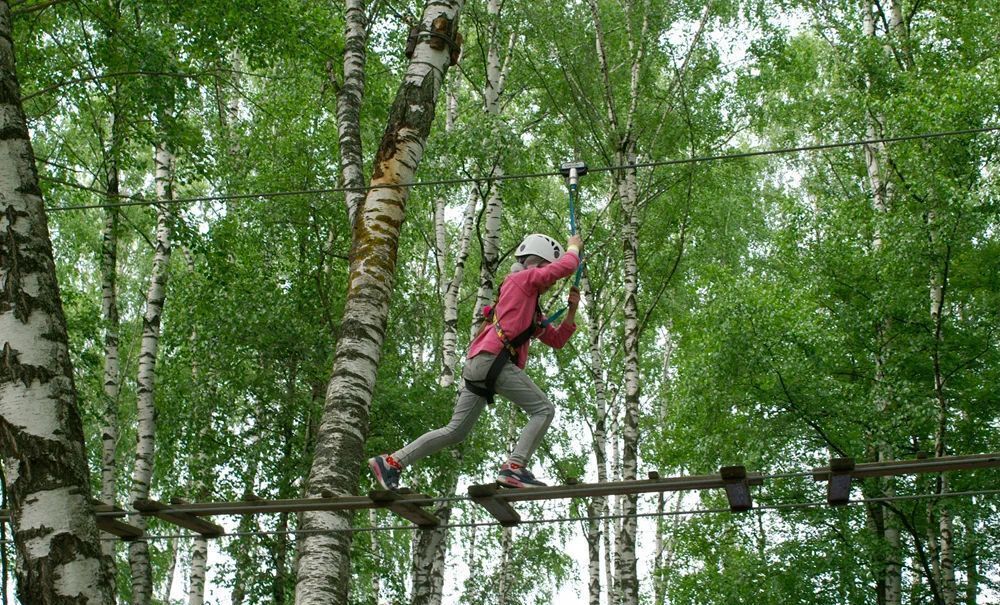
[{"left": 391, "top": 353, "right": 555, "bottom": 468}]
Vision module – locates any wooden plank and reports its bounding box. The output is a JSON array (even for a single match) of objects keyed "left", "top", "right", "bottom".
[
  {"left": 468, "top": 484, "right": 520, "bottom": 527},
  {"left": 93, "top": 503, "right": 143, "bottom": 540},
  {"left": 720, "top": 466, "right": 753, "bottom": 512},
  {"left": 133, "top": 499, "right": 224, "bottom": 537},
  {"left": 483, "top": 472, "right": 765, "bottom": 504},
  {"left": 826, "top": 458, "right": 855, "bottom": 506},
  {"left": 96, "top": 517, "right": 144, "bottom": 540},
  {"left": 369, "top": 491, "right": 440, "bottom": 528},
  {"left": 813, "top": 453, "right": 1000, "bottom": 481},
  {"left": 148, "top": 495, "right": 378, "bottom": 517}
]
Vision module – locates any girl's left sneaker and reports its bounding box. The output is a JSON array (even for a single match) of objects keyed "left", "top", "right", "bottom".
[
  {"left": 369, "top": 455, "right": 402, "bottom": 490},
  {"left": 496, "top": 462, "right": 547, "bottom": 488}
]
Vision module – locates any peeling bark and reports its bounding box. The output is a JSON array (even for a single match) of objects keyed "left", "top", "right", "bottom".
[
  {"left": 295, "top": 2, "right": 463, "bottom": 603},
  {"left": 334, "top": 0, "right": 370, "bottom": 228},
  {"left": 582, "top": 272, "right": 614, "bottom": 603},
  {"left": 440, "top": 192, "right": 476, "bottom": 387},
  {"left": 128, "top": 141, "right": 175, "bottom": 605},
  {"left": 410, "top": 485, "right": 456, "bottom": 605},
  {"left": 0, "top": 2, "right": 112, "bottom": 601},
  {"left": 470, "top": 0, "right": 512, "bottom": 329},
  {"left": 99, "top": 106, "right": 122, "bottom": 588},
  {"left": 616, "top": 153, "right": 641, "bottom": 605}
]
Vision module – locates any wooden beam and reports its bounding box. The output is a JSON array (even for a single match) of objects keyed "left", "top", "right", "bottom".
[
  {"left": 720, "top": 466, "right": 753, "bottom": 512},
  {"left": 826, "top": 458, "right": 855, "bottom": 506},
  {"left": 813, "top": 453, "right": 1000, "bottom": 482},
  {"left": 133, "top": 499, "right": 224, "bottom": 537},
  {"left": 369, "top": 490, "right": 440, "bottom": 528},
  {"left": 144, "top": 494, "right": 378, "bottom": 517},
  {"left": 468, "top": 484, "right": 520, "bottom": 527},
  {"left": 479, "top": 471, "right": 765, "bottom": 505},
  {"left": 93, "top": 503, "right": 143, "bottom": 541}
]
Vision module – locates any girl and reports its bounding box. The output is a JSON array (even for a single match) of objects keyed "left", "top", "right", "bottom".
[{"left": 370, "top": 233, "right": 583, "bottom": 488}]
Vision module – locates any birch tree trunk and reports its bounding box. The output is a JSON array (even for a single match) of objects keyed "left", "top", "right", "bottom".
[
  {"left": 295, "top": 3, "right": 463, "bottom": 603},
  {"left": 964, "top": 512, "right": 977, "bottom": 605},
  {"left": 335, "top": 0, "right": 370, "bottom": 229},
  {"left": 128, "top": 141, "right": 175, "bottom": 605},
  {"left": 416, "top": 142, "right": 468, "bottom": 598},
  {"left": 0, "top": 2, "right": 112, "bottom": 601},
  {"left": 440, "top": 192, "right": 476, "bottom": 387},
  {"left": 470, "top": 0, "right": 513, "bottom": 327},
  {"left": 186, "top": 517, "right": 208, "bottom": 603},
  {"left": 99, "top": 111, "right": 122, "bottom": 573},
  {"left": 581, "top": 272, "right": 614, "bottom": 603},
  {"left": 929, "top": 220, "right": 957, "bottom": 605},
  {"left": 410, "top": 483, "right": 457, "bottom": 605},
  {"left": 860, "top": 3, "right": 901, "bottom": 603},
  {"left": 186, "top": 291, "right": 209, "bottom": 605},
  {"left": 653, "top": 328, "right": 675, "bottom": 604},
  {"left": 587, "top": 1, "right": 648, "bottom": 600},
  {"left": 616, "top": 153, "right": 641, "bottom": 605}
]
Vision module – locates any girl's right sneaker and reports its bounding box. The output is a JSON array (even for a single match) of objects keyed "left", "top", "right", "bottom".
[
  {"left": 496, "top": 462, "right": 547, "bottom": 488},
  {"left": 368, "top": 455, "right": 402, "bottom": 490}
]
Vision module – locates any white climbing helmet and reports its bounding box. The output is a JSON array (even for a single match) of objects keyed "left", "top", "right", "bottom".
[{"left": 516, "top": 233, "right": 564, "bottom": 264}]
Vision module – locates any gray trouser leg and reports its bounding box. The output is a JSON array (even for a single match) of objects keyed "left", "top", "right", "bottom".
[
  {"left": 390, "top": 353, "right": 555, "bottom": 468},
  {"left": 493, "top": 361, "right": 555, "bottom": 466},
  {"left": 391, "top": 388, "right": 486, "bottom": 468}
]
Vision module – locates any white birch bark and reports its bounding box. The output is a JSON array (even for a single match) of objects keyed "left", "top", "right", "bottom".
[
  {"left": 587, "top": 1, "right": 648, "bottom": 599},
  {"left": 99, "top": 113, "right": 122, "bottom": 572},
  {"left": 434, "top": 197, "right": 447, "bottom": 299},
  {"left": 470, "top": 0, "right": 512, "bottom": 328},
  {"left": 497, "top": 527, "right": 513, "bottom": 605},
  {"left": 929, "top": 215, "right": 957, "bottom": 605},
  {"left": 581, "top": 272, "right": 615, "bottom": 603},
  {"left": 128, "top": 141, "right": 175, "bottom": 605},
  {"left": 653, "top": 327, "right": 675, "bottom": 604},
  {"left": 585, "top": 499, "right": 602, "bottom": 605},
  {"left": 186, "top": 323, "right": 209, "bottom": 605},
  {"left": 295, "top": 3, "right": 463, "bottom": 603},
  {"left": 410, "top": 489, "right": 456, "bottom": 605},
  {"left": 335, "top": 0, "right": 370, "bottom": 228},
  {"left": 0, "top": 2, "right": 112, "bottom": 600},
  {"left": 616, "top": 154, "right": 641, "bottom": 605},
  {"left": 186, "top": 534, "right": 207, "bottom": 605},
  {"left": 440, "top": 192, "right": 477, "bottom": 387},
  {"left": 368, "top": 509, "right": 380, "bottom": 602},
  {"left": 416, "top": 84, "right": 468, "bottom": 592}
]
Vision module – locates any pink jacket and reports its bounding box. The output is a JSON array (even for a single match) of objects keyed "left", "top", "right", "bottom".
[{"left": 467, "top": 249, "right": 580, "bottom": 368}]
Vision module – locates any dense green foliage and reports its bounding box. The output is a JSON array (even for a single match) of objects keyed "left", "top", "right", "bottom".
[{"left": 4, "top": 0, "right": 997, "bottom": 603}]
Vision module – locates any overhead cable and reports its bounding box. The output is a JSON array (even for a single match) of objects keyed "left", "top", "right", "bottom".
[{"left": 42, "top": 126, "right": 999, "bottom": 212}]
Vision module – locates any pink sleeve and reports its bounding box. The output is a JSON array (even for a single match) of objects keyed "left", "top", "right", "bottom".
[
  {"left": 522, "top": 250, "right": 580, "bottom": 294},
  {"left": 538, "top": 320, "right": 576, "bottom": 349}
]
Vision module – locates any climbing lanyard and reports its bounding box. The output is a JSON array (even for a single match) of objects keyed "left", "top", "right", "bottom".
[
  {"left": 541, "top": 161, "right": 588, "bottom": 327},
  {"left": 465, "top": 293, "right": 542, "bottom": 403}
]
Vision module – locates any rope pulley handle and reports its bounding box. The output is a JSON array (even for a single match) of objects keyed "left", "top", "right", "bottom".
[
  {"left": 541, "top": 161, "right": 588, "bottom": 327},
  {"left": 559, "top": 161, "right": 587, "bottom": 286}
]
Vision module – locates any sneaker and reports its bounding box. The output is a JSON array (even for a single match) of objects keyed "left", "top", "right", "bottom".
[
  {"left": 368, "top": 455, "right": 402, "bottom": 491},
  {"left": 496, "top": 462, "right": 547, "bottom": 488}
]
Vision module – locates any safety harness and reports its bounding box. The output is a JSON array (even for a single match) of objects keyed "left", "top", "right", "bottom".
[
  {"left": 465, "top": 160, "right": 586, "bottom": 403},
  {"left": 464, "top": 290, "right": 542, "bottom": 404}
]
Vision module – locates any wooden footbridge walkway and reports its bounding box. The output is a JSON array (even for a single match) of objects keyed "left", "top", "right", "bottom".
[{"left": 3, "top": 453, "right": 997, "bottom": 540}]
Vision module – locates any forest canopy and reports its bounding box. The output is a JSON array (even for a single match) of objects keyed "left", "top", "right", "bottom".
[{"left": 0, "top": 0, "right": 998, "bottom": 604}]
